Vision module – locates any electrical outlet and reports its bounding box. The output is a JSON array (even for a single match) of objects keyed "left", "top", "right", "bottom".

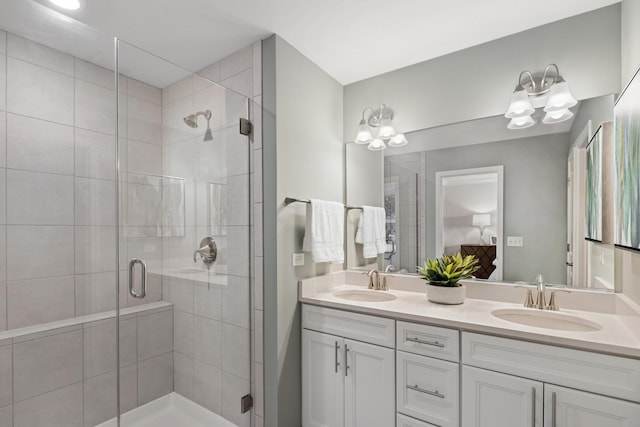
[
  {"left": 292, "top": 253, "right": 305, "bottom": 266},
  {"left": 507, "top": 236, "right": 524, "bottom": 247}
]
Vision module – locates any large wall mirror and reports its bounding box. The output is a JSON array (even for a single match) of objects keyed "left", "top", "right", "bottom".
[{"left": 346, "top": 95, "right": 616, "bottom": 291}]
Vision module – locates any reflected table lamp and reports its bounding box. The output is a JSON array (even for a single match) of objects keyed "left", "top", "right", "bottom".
[{"left": 472, "top": 214, "right": 491, "bottom": 244}]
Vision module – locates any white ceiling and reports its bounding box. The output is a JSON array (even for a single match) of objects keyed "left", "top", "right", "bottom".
[{"left": 1, "top": 0, "right": 621, "bottom": 86}]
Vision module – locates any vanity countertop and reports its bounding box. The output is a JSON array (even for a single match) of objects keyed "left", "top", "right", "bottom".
[{"left": 299, "top": 271, "right": 640, "bottom": 359}]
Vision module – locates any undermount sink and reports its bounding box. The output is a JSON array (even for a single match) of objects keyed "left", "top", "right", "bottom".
[
  {"left": 333, "top": 289, "right": 397, "bottom": 302},
  {"left": 491, "top": 308, "right": 603, "bottom": 332}
]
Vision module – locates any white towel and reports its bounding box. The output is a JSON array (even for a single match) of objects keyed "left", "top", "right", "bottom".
[
  {"left": 355, "top": 206, "right": 387, "bottom": 259},
  {"left": 302, "top": 199, "right": 345, "bottom": 263}
]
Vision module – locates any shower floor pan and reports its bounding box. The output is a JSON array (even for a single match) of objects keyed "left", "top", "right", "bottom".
[{"left": 97, "top": 392, "right": 237, "bottom": 427}]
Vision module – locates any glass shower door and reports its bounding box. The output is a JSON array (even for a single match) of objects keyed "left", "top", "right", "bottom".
[{"left": 116, "top": 40, "right": 253, "bottom": 427}]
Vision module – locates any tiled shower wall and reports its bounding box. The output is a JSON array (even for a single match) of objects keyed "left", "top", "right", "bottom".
[
  {"left": 0, "top": 31, "right": 163, "bottom": 332},
  {"left": 161, "top": 41, "right": 263, "bottom": 427}
]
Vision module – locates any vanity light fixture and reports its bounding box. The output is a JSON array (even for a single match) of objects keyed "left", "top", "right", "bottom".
[
  {"left": 48, "top": 0, "right": 85, "bottom": 10},
  {"left": 505, "top": 64, "right": 577, "bottom": 129},
  {"left": 354, "top": 104, "right": 408, "bottom": 150}
]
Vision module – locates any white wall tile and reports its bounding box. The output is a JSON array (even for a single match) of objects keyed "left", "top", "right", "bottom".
[
  {"left": 173, "top": 351, "right": 194, "bottom": 400},
  {"left": 0, "top": 113, "right": 6, "bottom": 167},
  {"left": 0, "top": 345, "right": 11, "bottom": 407},
  {"left": 75, "top": 79, "right": 116, "bottom": 135},
  {"left": 162, "top": 76, "right": 192, "bottom": 106},
  {"left": 162, "top": 96, "right": 194, "bottom": 145},
  {"left": 75, "top": 128, "right": 116, "bottom": 180},
  {"left": 0, "top": 32, "right": 6, "bottom": 55},
  {"left": 164, "top": 277, "right": 194, "bottom": 313},
  {"left": 254, "top": 204, "right": 263, "bottom": 257},
  {"left": 13, "top": 383, "right": 82, "bottom": 427},
  {"left": 6, "top": 226, "right": 74, "bottom": 280},
  {"left": 198, "top": 63, "right": 220, "bottom": 85},
  {"left": 254, "top": 309, "right": 263, "bottom": 364},
  {"left": 137, "top": 310, "right": 173, "bottom": 361},
  {"left": 219, "top": 46, "right": 252, "bottom": 81},
  {"left": 137, "top": 352, "right": 173, "bottom": 405},
  {"left": 194, "top": 315, "right": 222, "bottom": 367},
  {"left": 7, "top": 276, "right": 75, "bottom": 329},
  {"left": 6, "top": 113, "right": 74, "bottom": 175},
  {"left": 193, "top": 360, "right": 222, "bottom": 414},
  {"left": 221, "top": 68, "right": 253, "bottom": 99},
  {"left": 226, "top": 174, "right": 250, "bottom": 226},
  {"left": 83, "top": 317, "right": 136, "bottom": 379},
  {"left": 221, "top": 125, "right": 250, "bottom": 176},
  {"left": 7, "top": 34, "right": 74, "bottom": 76},
  {"left": 127, "top": 96, "right": 162, "bottom": 145},
  {"left": 74, "top": 226, "right": 116, "bottom": 274},
  {"left": 83, "top": 370, "right": 117, "bottom": 426},
  {"left": 75, "top": 178, "right": 117, "bottom": 225},
  {"left": 7, "top": 170, "right": 74, "bottom": 225},
  {"left": 252, "top": 95, "right": 262, "bottom": 150},
  {"left": 13, "top": 329, "right": 82, "bottom": 401},
  {"left": 174, "top": 310, "right": 194, "bottom": 357},
  {"left": 127, "top": 140, "right": 162, "bottom": 175},
  {"left": 0, "top": 404, "right": 11, "bottom": 427},
  {"left": 255, "top": 256, "right": 263, "bottom": 311},
  {"left": 254, "top": 362, "right": 264, "bottom": 417},
  {"left": 74, "top": 272, "right": 116, "bottom": 316},
  {"left": 7, "top": 58, "right": 74, "bottom": 125},
  {"left": 193, "top": 283, "right": 221, "bottom": 320},
  {"left": 222, "top": 323, "right": 250, "bottom": 380},
  {"left": 222, "top": 276, "right": 250, "bottom": 328},
  {"left": 222, "top": 371, "right": 251, "bottom": 427},
  {"left": 0, "top": 171, "right": 5, "bottom": 225},
  {"left": 254, "top": 149, "right": 263, "bottom": 203},
  {"left": 192, "top": 84, "right": 223, "bottom": 131},
  {"left": 252, "top": 42, "right": 261, "bottom": 97},
  {"left": 0, "top": 283, "right": 5, "bottom": 331},
  {"left": 128, "top": 78, "right": 161, "bottom": 105},
  {"left": 75, "top": 58, "right": 114, "bottom": 90},
  {"left": 0, "top": 56, "right": 6, "bottom": 113},
  {"left": 119, "top": 364, "right": 139, "bottom": 414}
]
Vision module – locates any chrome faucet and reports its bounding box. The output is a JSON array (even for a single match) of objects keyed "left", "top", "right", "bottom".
[
  {"left": 535, "top": 274, "right": 546, "bottom": 309},
  {"left": 367, "top": 269, "right": 388, "bottom": 291},
  {"left": 193, "top": 237, "right": 217, "bottom": 268}
]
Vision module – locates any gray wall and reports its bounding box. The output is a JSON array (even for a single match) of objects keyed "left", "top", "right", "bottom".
[
  {"left": 421, "top": 133, "right": 571, "bottom": 284},
  {"left": 262, "top": 35, "right": 344, "bottom": 427},
  {"left": 569, "top": 95, "right": 615, "bottom": 145},
  {"left": 343, "top": 5, "right": 621, "bottom": 141}
]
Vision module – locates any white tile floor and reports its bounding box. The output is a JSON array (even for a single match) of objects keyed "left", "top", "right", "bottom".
[{"left": 97, "top": 392, "right": 237, "bottom": 427}]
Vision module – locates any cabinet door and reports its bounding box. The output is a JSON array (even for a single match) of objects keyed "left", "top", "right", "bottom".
[
  {"left": 462, "top": 366, "right": 543, "bottom": 427},
  {"left": 544, "top": 384, "right": 640, "bottom": 427},
  {"left": 344, "top": 339, "right": 395, "bottom": 427},
  {"left": 302, "top": 330, "right": 345, "bottom": 427}
]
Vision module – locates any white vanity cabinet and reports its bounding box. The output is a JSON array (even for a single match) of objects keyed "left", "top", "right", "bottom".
[
  {"left": 302, "top": 305, "right": 396, "bottom": 427},
  {"left": 462, "top": 332, "right": 640, "bottom": 427}
]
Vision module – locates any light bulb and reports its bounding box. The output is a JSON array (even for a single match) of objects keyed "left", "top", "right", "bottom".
[
  {"left": 505, "top": 85, "right": 534, "bottom": 118},
  {"left": 377, "top": 117, "right": 396, "bottom": 139},
  {"left": 354, "top": 119, "right": 373, "bottom": 144},
  {"left": 388, "top": 133, "right": 408, "bottom": 147},
  {"left": 49, "top": 0, "right": 83, "bottom": 9},
  {"left": 544, "top": 78, "right": 577, "bottom": 112},
  {"left": 507, "top": 115, "right": 535, "bottom": 130},
  {"left": 542, "top": 108, "right": 573, "bottom": 124},
  {"left": 367, "top": 139, "right": 386, "bottom": 151}
]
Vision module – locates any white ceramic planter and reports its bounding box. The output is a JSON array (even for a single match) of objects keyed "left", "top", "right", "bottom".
[{"left": 427, "top": 284, "right": 466, "bottom": 305}]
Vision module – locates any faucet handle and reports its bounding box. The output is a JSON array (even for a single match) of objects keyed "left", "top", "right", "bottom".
[
  {"left": 547, "top": 289, "right": 571, "bottom": 311},
  {"left": 515, "top": 285, "right": 535, "bottom": 308}
]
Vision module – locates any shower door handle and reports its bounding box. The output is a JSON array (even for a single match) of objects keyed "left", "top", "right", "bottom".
[{"left": 128, "top": 258, "right": 147, "bottom": 299}]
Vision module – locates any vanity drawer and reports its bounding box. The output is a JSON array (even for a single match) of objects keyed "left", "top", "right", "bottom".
[
  {"left": 397, "top": 321, "right": 459, "bottom": 362},
  {"left": 302, "top": 304, "right": 395, "bottom": 347},
  {"left": 462, "top": 332, "right": 640, "bottom": 403},
  {"left": 397, "top": 351, "right": 459, "bottom": 427},
  {"left": 397, "top": 413, "right": 438, "bottom": 427}
]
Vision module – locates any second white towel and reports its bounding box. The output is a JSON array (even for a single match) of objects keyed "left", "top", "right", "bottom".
[
  {"left": 355, "top": 206, "right": 387, "bottom": 259},
  {"left": 302, "top": 199, "right": 345, "bottom": 263}
]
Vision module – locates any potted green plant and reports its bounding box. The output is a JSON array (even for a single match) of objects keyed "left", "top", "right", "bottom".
[{"left": 417, "top": 253, "right": 480, "bottom": 304}]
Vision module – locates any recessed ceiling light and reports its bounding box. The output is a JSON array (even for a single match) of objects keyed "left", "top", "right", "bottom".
[{"left": 48, "top": 0, "right": 85, "bottom": 10}]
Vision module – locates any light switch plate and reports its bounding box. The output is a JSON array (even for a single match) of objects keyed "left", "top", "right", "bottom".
[
  {"left": 507, "top": 236, "right": 524, "bottom": 247},
  {"left": 292, "top": 253, "right": 305, "bottom": 266}
]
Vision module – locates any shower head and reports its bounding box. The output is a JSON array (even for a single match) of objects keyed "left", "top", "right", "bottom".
[{"left": 183, "top": 110, "right": 212, "bottom": 128}]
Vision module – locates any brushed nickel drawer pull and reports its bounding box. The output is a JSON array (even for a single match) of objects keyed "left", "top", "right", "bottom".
[
  {"left": 407, "top": 384, "right": 445, "bottom": 399},
  {"left": 407, "top": 336, "right": 445, "bottom": 348},
  {"left": 531, "top": 387, "right": 536, "bottom": 427},
  {"left": 334, "top": 341, "right": 341, "bottom": 373}
]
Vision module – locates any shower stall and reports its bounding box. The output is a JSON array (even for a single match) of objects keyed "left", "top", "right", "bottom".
[{"left": 0, "top": 1, "right": 262, "bottom": 426}]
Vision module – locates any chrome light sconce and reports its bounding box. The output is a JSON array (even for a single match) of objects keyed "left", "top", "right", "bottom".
[
  {"left": 354, "top": 104, "right": 408, "bottom": 150},
  {"left": 505, "top": 64, "right": 577, "bottom": 130}
]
